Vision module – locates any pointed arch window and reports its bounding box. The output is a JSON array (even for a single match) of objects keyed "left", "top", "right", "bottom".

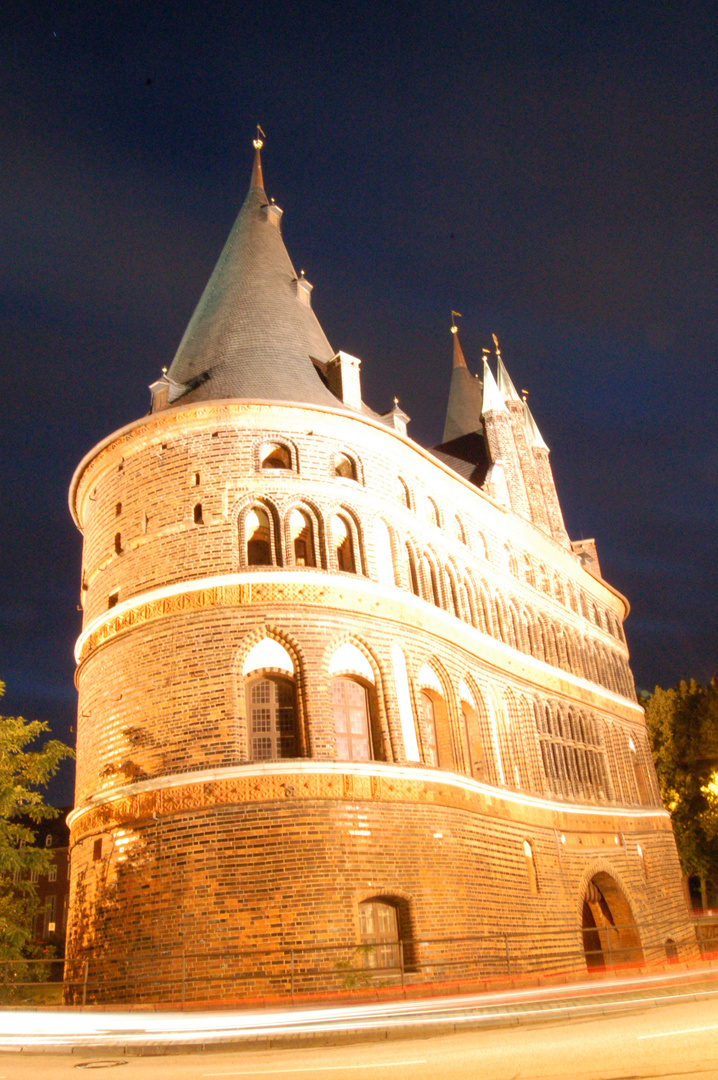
[
  {"left": 406, "top": 544, "right": 420, "bottom": 596},
  {"left": 397, "top": 477, "right": 411, "bottom": 508},
  {"left": 374, "top": 517, "right": 396, "bottom": 586},
  {"left": 420, "top": 554, "right": 441, "bottom": 607},
  {"left": 247, "top": 674, "right": 297, "bottom": 759},
  {"left": 454, "top": 515, "right": 467, "bottom": 544},
  {"left": 419, "top": 691, "right": 440, "bottom": 767},
  {"left": 331, "top": 514, "right": 357, "bottom": 573},
  {"left": 289, "top": 509, "right": 316, "bottom": 567},
  {"left": 332, "top": 678, "right": 372, "bottom": 761},
  {"left": 245, "top": 508, "right": 273, "bottom": 566},
  {"left": 426, "top": 497, "right": 440, "bottom": 527}
]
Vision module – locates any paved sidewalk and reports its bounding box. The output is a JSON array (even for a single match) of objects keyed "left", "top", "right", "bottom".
[{"left": 3, "top": 966, "right": 718, "bottom": 1055}]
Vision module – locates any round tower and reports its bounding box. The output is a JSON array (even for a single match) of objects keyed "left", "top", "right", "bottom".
[{"left": 65, "top": 140, "right": 694, "bottom": 1003}]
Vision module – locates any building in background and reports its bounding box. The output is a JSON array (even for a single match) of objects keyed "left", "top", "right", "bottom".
[
  {"left": 16, "top": 811, "right": 71, "bottom": 951},
  {"left": 64, "top": 138, "right": 694, "bottom": 1002}
]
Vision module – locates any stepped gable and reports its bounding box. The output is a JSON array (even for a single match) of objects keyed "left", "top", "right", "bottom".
[{"left": 165, "top": 140, "right": 341, "bottom": 409}]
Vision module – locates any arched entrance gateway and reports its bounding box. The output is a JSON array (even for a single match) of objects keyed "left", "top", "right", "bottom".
[{"left": 581, "top": 872, "right": 644, "bottom": 970}]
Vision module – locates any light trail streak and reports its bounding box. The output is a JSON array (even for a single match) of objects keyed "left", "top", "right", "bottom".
[
  {"left": 637, "top": 1024, "right": 718, "bottom": 1040},
  {"left": 1, "top": 969, "right": 717, "bottom": 1049},
  {"left": 203, "top": 1063, "right": 427, "bottom": 1075}
]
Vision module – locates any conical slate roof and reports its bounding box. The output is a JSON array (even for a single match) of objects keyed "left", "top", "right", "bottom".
[
  {"left": 165, "top": 146, "right": 341, "bottom": 409},
  {"left": 441, "top": 329, "right": 483, "bottom": 442}
]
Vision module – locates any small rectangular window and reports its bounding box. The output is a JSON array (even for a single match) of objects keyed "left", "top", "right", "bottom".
[
  {"left": 93, "top": 838, "right": 103, "bottom": 861},
  {"left": 108, "top": 591, "right": 119, "bottom": 609},
  {"left": 48, "top": 865, "right": 57, "bottom": 883},
  {"left": 192, "top": 472, "right": 200, "bottom": 486}
]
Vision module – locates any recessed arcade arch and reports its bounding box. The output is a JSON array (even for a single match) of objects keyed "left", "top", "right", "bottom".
[{"left": 581, "top": 871, "right": 643, "bottom": 970}]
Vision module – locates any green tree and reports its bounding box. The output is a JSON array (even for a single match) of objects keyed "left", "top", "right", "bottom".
[
  {"left": 0, "top": 681, "right": 74, "bottom": 960},
  {"left": 644, "top": 677, "right": 718, "bottom": 910}
]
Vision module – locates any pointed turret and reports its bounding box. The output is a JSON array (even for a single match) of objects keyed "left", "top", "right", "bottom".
[
  {"left": 496, "top": 351, "right": 522, "bottom": 404},
  {"left": 523, "top": 401, "right": 549, "bottom": 451},
  {"left": 481, "top": 357, "right": 509, "bottom": 415},
  {"left": 164, "top": 134, "right": 341, "bottom": 410},
  {"left": 441, "top": 325, "right": 483, "bottom": 442}
]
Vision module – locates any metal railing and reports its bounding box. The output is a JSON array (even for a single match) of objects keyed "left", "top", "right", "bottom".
[{"left": 2, "top": 917, "right": 715, "bottom": 1007}]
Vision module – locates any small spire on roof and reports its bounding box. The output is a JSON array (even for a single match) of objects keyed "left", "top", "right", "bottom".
[
  {"left": 251, "top": 125, "right": 266, "bottom": 191},
  {"left": 482, "top": 355, "right": 509, "bottom": 415},
  {"left": 523, "top": 401, "right": 549, "bottom": 451},
  {"left": 450, "top": 311, "right": 467, "bottom": 368}
]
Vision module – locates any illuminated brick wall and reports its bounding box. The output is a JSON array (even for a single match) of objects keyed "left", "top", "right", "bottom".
[{"left": 65, "top": 399, "right": 692, "bottom": 1001}]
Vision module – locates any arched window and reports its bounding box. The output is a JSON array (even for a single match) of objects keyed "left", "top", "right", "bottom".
[
  {"left": 114, "top": 532, "right": 122, "bottom": 555},
  {"left": 426, "top": 497, "right": 440, "bottom": 527},
  {"left": 331, "top": 514, "right": 356, "bottom": 573},
  {"left": 629, "top": 735, "right": 650, "bottom": 805},
  {"left": 334, "top": 453, "right": 357, "bottom": 480},
  {"left": 358, "top": 899, "right": 401, "bottom": 969},
  {"left": 332, "top": 678, "right": 373, "bottom": 761},
  {"left": 419, "top": 690, "right": 440, "bottom": 767},
  {"left": 397, "top": 477, "right": 411, "bottom": 508},
  {"left": 246, "top": 675, "right": 297, "bottom": 759},
  {"left": 444, "top": 567, "right": 460, "bottom": 619},
  {"left": 461, "top": 699, "right": 485, "bottom": 781},
  {"left": 475, "top": 531, "right": 489, "bottom": 560},
  {"left": 374, "top": 518, "right": 396, "bottom": 586},
  {"left": 505, "top": 546, "right": 519, "bottom": 578},
  {"left": 260, "top": 443, "right": 292, "bottom": 469},
  {"left": 288, "top": 509, "right": 316, "bottom": 567},
  {"left": 245, "top": 508, "right": 273, "bottom": 566},
  {"left": 420, "top": 554, "right": 441, "bottom": 607},
  {"left": 454, "top": 515, "right": 467, "bottom": 544},
  {"left": 405, "top": 544, "right": 420, "bottom": 596},
  {"left": 193, "top": 502, "right": 203, "bottom": 525},
  {"left": 523, "top": 840, "right": 538, "bottom": 894}
]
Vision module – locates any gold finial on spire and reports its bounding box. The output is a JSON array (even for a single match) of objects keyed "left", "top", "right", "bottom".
[
  {"left": 492, "top": 332, "right": 501, "bottom": 354},
  {"left": 394, "top": 396, "right": 400, "bottom": 407},
  {"left": 521, "top": 389, "right": 529, "bottom": 402},
  {"left": 251, "top": 126, "right": 266, "bottom": 190},
  {"left": 451, "top": 310, "right": 462, "bottom": 334}
]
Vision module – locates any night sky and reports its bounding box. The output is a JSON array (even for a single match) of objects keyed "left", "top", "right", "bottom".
[{"left": 3, "top": 1, "right": 717, "bottom": 805}]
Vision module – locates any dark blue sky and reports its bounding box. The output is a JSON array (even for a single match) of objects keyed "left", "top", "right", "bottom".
[{"left": 2, "top": 1, "right": 717, "bottom": 803}]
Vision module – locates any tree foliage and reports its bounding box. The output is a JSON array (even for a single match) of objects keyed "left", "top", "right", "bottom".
[
  {"left": 644, "top": 677, "right": 718, "bottom": 906},
  {"left": 0, "top": 681, "right": 74, "bottom": 958}
]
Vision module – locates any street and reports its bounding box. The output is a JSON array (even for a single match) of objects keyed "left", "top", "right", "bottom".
[{"left": 3, "top": 995, "right": 718, "bottom": 1079}]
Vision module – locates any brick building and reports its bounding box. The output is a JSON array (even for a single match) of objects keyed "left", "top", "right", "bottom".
[{"left": 65, "top": 137, "right": 693, "bottom": 1002}]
